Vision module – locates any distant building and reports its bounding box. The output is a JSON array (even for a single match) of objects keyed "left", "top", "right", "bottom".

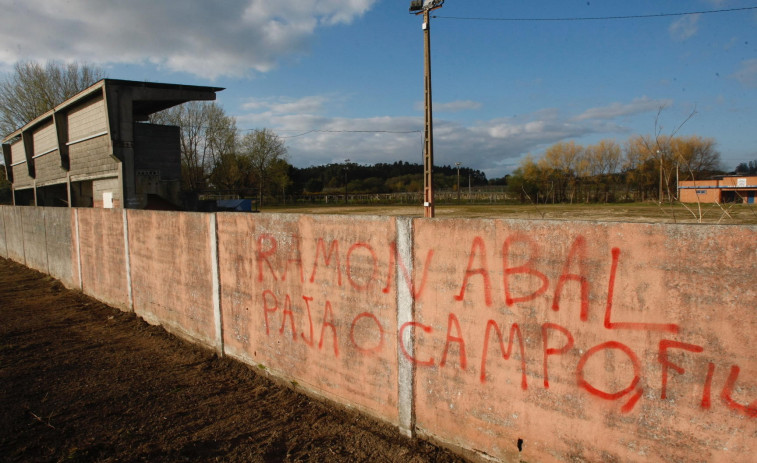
[
  {"left": 1, "top": 79, "right": 222, "bottom": 209},
  {"left": 678, "top": 176, "right": 757, "bottom": 204}
]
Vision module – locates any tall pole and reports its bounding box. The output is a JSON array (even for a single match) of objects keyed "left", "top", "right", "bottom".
[{"left": 422, "top": 9, "right": 435, "bottom": 218}]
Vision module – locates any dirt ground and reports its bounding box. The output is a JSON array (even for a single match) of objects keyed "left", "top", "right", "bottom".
[{"left": 0, "top": 258, "right": 466, "bottom": 463}]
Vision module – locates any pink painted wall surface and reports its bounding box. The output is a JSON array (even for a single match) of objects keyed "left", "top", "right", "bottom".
[
  {"left": 3, "top": 205, "right": 754, "bottom": 463},
  {"left": 217, "top": 213, "right": 400, "bottom": 424},
  {"left": 411, "top": 218, "right": 756, "bottom": 462},
  {"left": 127, "top": 210, "right": 217, "bottom": 346},
  {"left": 20, "top": 207, "right": 47, "bottom": 274},
  {"left": 76, "top": 208, "right": 129, "bottom": 310}
]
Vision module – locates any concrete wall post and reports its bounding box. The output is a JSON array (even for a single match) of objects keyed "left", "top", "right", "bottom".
[
  {"left": 122, "top": 208, "right": 133, "bottom": 311},
  {"left": 74, "top": 208, "right": 83, "bottom": 290},
  {"left": 0, "top": 206, "right": 8, "bottom": 258},
  {"left": 210, "top": 213, "right": 224, "bottom": 356},
  {"left": 396, "top": 217, "right": 416, "bottom": 437}
]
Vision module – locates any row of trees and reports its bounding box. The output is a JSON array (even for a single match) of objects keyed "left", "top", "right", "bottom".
[
  {"left": 0, "top": 61, "right": 748, "bottom": 208},
  {"left": 735, "top": 160, "right": 757, "bottom": 175},
  {"left": 508, "top": 135, "right": 723, "bottom": 203},
  {"left": 149, "top": 103, "right": 289, "bottom": 204},
  {"left": 290, "top": 161, "right": 487, "bottom": 196}
]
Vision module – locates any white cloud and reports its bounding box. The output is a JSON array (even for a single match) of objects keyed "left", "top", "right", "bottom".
[
  {"left": 731, "top": 58, "right": 757, "bottom": 88},
  {"left": 669, "top": 14, "right": 700, "bottom": 41},
  {"left": 242, "top": 96, "right": 329, "bottom": 114},
  {"left": 414, "top": 100, "right": 483, "bottom": 113},
  {"left": 237, "top": 94, "right": 663, "bottom": 177},
  {"left": 574, "top": 97, "right": 672, "bottom": 121},
  {"left": 0, "top": 0, "right": 378, "bottom": 79}
]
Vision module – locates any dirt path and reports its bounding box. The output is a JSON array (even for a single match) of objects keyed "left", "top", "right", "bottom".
[{"left": 0, "top": 258, "right": 466, "bottom": 463}]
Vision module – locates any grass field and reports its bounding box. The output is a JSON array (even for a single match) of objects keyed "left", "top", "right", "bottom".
[{"left": 264, "top": 201, "right": 757, "bottom": 225}]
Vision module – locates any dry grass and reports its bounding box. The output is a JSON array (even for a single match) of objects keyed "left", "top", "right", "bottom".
[{"left": 263, "top": 202, "right": 757, "bottom": 224}]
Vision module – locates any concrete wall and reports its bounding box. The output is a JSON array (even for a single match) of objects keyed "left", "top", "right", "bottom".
[
  {"left": 0, "top": 206, "right": 7, "bottom": 258},
  {"left": 68, "top": 135, "right": 117, "bottom": 180},
  {"left": 67, "top": 95, "right": 107, "bottom": 142},
  {"left": 76, "top": 208, "right": 130, "bottom": 310},
  {"left": 1, "top": 206, "right": 755, "bottom": 463},
  {"left": 93, "top": 177, "right": 121, "bottom": 208},
  {"left": 44, "top": 207, "right": 76, "bottom": 289},
  {"left": 10, "top": 142, "right": 32, "bottom": 189},
  {"left": 0, "top": 206, "right": 76, "bottom": 288},
  {"left": 20, "top": 207, "right": 48, "bottom": 274},
  {"left": 217, "top": 213, "right": 401, "bottom": 425},
  {"left": 134, "top": 123, "right": 181, "bottom": 180},
  {"left": 411, "top": 219, "right": 756, "bottom": 462},
  {"left": 127, "top": 210, "right": 218, "bottom": 349},
  {"left": 3, "top": 206, "right": 25, "bottom": 263}
]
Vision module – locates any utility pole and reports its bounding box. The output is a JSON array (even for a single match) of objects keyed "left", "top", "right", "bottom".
[{"left": 410, "top": 0, "right": 444, "bottom": 218}]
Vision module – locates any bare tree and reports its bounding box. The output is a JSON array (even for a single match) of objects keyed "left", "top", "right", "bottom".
[
  {"left": 671, "top": 135, "right": 721, "bottom": 178},
  {"left": 151, "top": 101, "right": 237, "bottom": 193},
  {"left": 210, "top": 151, "right": 254, "bottom": 194},
  {"left": 539, "top": 141, "right": 583, "bottom": 202},
  {"left": 585, "top": 139, "right": 622, "bottom": 201},
  {"left": 238, "top": 129, "right": 288, "bottom": 205},
  {"left": 0, "top": 61, "right": 105, "bottom": 136}
]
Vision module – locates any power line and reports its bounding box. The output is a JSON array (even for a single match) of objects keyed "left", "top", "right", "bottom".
[
  {"left": 433, "top": 5, "right": 757, "bottom": 22},
  {"left": 278, "top": 129, "right": 422, "bottom": 139}
]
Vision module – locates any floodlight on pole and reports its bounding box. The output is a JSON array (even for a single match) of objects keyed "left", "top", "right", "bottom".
[
  {"left": 409, "top": 0, "right": 444, "bottom": 12},
  {"left": 409, "top": 0, "right": 444, "bottom": 218}
]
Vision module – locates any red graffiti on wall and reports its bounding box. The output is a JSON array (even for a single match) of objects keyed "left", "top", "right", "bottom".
[
  {"left": 382, "top": 242, "right": 433, "bottom": 299},
  {"left": 503, "top": 234, "right": 550, "bottom": 307},
  {"left": 310, "top": 238, "right": 342, "bottom": 286},
  {"left": 350, "top": 312, "right": 385, "bottom": 354},
  {"left": 440, "top": 313, "right": 467, "bottom": 370},
  {"left": 551, "top": 236, "right": 589, "bottom": 321},
  {"left": 443, "top": 235, "right": 751, "bottom": 417},
  {"left": 480, "top": 320, "right": 527, "bottom": 390},
  {"left": 253, "top": 234, "right": 433, "bottom": 299},
  {"left": 395, "top": 312, "right": 755, "bottom": 417},
  {"left": 542, "top": 323, "right": 574, "bottom": 389},
  {"left": 257, "top": 234, "right": 278, "bottom": 282},
  {"left": 658, "top": 340, "right": 703, "bottom": 400},
  {"left": 247, "top": 231, "right": 754, "bottom": 419},
  {"left": 604, "top": 248, "right": 679, "bottom": 333},
  {"left": 259, "top": 290, "right": 389, "bottom": 359},
  {"left": 455, "top": 237, "right": 494, "bottom": 306}
]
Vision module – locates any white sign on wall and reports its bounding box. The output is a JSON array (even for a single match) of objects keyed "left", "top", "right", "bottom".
[
  {"left": 737, "top": 178, "right": 747, "bottom": 187},
  {"left": 103, "top": 192, "right": 113, "bottom": 209}
]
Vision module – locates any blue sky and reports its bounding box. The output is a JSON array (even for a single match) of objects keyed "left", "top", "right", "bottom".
[{"left": 1, "top": 0, "right": 755, "bottom": 178}]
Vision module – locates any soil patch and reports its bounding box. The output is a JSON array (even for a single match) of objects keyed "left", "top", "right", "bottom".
[{"left": 0, "top": 257, "right": 466, "bottom": 462}]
